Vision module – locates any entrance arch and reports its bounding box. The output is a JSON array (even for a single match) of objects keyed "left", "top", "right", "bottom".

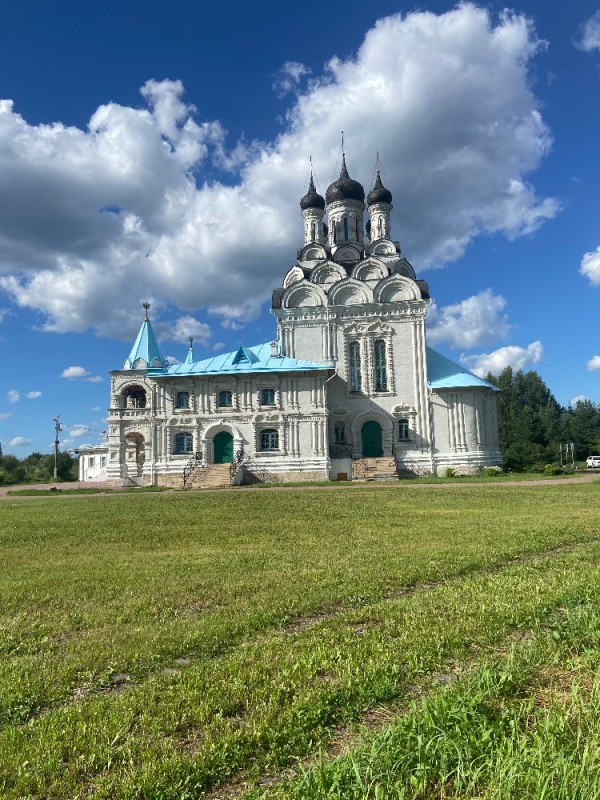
[
  {"left": 213, "top": 431, "right": 234, "bottom": 464},
  {"left": 123, "top": 433, "right": 145, "bottom": 476},
  {"left": 361, "top": 420, "right": 383, "bottom": 457}
]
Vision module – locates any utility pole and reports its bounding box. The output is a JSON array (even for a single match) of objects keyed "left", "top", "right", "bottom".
[{"left": 53, "top": 415, "right": 62, "bottom": 479}]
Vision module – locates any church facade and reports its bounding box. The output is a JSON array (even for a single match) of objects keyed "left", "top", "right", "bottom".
[{"left": 105, "top": 157, "right": 501, "bottom": 486}]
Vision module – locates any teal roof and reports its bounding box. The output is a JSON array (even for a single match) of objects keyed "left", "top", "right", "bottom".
[
  {"left": 427, "top": 347, "right": 498, "bottom": 390},
  {"left": 149, "top": 342, "right": 333, "bottom": 377},
  {"left": 124, "top": 318, "right": 168, "bottom": 370}
]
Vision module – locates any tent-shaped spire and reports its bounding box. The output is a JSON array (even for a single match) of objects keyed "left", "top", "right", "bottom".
[
  {"left": 184, "top": 337, "right": 195, "bottom": 365},
  {"left": 124, "top": 303, "right": 168, "bottom": 370}
]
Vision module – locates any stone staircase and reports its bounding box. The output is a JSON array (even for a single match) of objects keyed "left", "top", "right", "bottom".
[
  {"left": 185, "top": 463, "right": 232, "bottom": 490},
  {"left": 355, "top": 457, "right": 398, "bottom": 481}
]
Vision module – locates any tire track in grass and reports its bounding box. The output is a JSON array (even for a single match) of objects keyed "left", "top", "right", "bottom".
[
  {"left": 249, "top": 603, "right": 600, "bottom": 799},
  {"left": 2, "top": 536, "right": 599, "bottom": 731},
  {"left": 210, "top": 602, "right": 598, "bottom": 800},
  {"left": 6, "top": 543, "right": 597, "bottom": 800}
]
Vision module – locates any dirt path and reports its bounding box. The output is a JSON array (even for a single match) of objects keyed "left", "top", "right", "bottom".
[{"left": 0, "top": 473, "right": 597, "bottom": 500}]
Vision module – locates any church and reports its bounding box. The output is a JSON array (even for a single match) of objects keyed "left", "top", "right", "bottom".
[{"left": 104, "top": 156, "right": 501, "bottom": 486}]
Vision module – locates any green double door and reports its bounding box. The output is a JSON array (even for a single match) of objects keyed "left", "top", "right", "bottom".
[
  {"left": 214, "top": 431, "right": 234, "bottom": 464},
  {"left": 361, "top": 421, "right": 383, "bottom": 457}
]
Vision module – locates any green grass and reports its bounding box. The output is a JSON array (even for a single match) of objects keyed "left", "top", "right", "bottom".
[
  {"left": 1, "top": 483, "right": 600, "bottom": 798},
  {"left": 250, "top": 471, "right": 589, "bottom": 488}
]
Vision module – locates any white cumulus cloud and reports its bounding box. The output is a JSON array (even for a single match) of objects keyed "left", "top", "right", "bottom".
[
  {"left": 7, "top": 390, "right": 19, "bottom": 403},
  {"left": 0, "top": 411, "right": 12, "bottom": 420},
  {"left": 577, "top": 11, "right": 600, "bottom": 52},
  {"left": 580, "top": 246, "right": 600, "bottom": 286},
  {"left": 0, "top": 6, "right": 557, "bottom": 339},
  {"left": 460, "top": 340, "right": 544, "bottom": 377},
  {"left": 67, "top": 424, "right": 90, "bottom": 438},
  {"left": 427, "top": 290, "right": 510, "bottom": 348},
  {"left": 60, "top": 365, "right": 103, "bottom": 382},
  {"left": 158, "top": 315, "right": 212, "bottom": 345},
  {"left": 8, "top": 436, "right": 32, "bottom": 447},
  {"left": 26, "top": 390, "right": 42, "bottom": 399},
  {"left": 587, "top": 355, "right": 600, "bottom": 371},
  {"left": 273, "top": 61, "right": 312, "bottom": 97}
]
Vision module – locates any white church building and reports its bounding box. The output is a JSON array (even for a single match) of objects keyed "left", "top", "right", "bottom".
[{"left": 105, "top": 157, "right": 501, "bottom": 486}]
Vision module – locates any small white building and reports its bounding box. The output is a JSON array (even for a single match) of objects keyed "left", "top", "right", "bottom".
[
  {"left": 105, "top": 157, "right": 501, "bottom": 486},
  {"left": 77, "top": 444, "right": 109, "bottom": 482}
]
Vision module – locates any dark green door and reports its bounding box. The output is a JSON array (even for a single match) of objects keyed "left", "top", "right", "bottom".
[
  {"left": 361, "top": 421, "right": 383, "bottom": 457},
  {"left": 214, "top": 431, "right": 234, "bottom": 464}
]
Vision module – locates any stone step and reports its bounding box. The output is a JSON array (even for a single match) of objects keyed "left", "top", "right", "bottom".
[
  {"left": 186, "top": 463, "right": 232, "bottom": 489},
  {"left": 353, "top": 456, "right": 398, "bottom": 481}
]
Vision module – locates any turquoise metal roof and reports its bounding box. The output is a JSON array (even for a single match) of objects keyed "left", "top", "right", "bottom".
[
  {"left": 148, "top": 342, "right": 334, "bottom": 377},
  {"left": 427, "top": 347, "right": 498, "bottom": 390},
  {"left": 124, "top": 318, "right": 168, "bottom": 370}
]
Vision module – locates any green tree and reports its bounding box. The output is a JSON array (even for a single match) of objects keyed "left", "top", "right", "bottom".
[
  {"left": 564, "top": 399, "right": 600, "bottom": 460},
  {"left": 485, "top": 367, "right": 564, "bottom": 471}
]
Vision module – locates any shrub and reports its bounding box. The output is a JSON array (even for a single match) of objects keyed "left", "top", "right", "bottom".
[
  {"left": 544, "top": 463, "right": 563, "bottom": 476},
  {"left": 442, "top": 467, "right": 457, "bottom": 478},
  {"left": 483, "top": 466, "right": 503, "bottom": 477}
]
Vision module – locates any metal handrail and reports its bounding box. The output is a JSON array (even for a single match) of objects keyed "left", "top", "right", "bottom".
[{"left": 182, "top": 451, "right": 203, "bottom": 488}]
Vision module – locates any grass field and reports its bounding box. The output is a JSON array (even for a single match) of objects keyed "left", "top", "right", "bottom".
[{"left": 1, "top": 481, "right": 600, "bottom": 798}]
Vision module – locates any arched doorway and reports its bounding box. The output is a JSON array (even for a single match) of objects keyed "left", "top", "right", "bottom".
[
  {"left": 361, "top": 421, "right": 383, "bottom": 457},
  {"left": 213, "top": 431, "right": 234, "bottom": 464},
  {"left": 123, "top": 433, "right": 145, "bottom": 476}
]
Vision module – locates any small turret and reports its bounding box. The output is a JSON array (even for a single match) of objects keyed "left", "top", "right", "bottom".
[
  {"left": 123, "top": 303, "right": 168, "bottom": 370},
  {"left": 300, "top": 171, "right": 326, "bottom": 246},
  {"left": 367, "top": 170, "right": 393, "bottom": 242}
]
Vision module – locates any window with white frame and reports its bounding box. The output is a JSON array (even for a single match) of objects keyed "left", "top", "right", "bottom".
[
  {"left": 349, "top": 341, "right": 362, "bottom": 392},
  {"left": 218, "top": 390, "right": 233, "bottom": 408},
  {"left": 174, "top": 432, "right": 193, "bottom": 454},
  {"left": 261, "top": 388, "right": 276, "bottom": 406},
  {"left": 398, "top": 418, "right": 410, "bottom": 441},
  {"left": 374, "top": 339, "right": 388, "bottom": 392},
  {"left": 88, "top": 456, "right": 95, "bottom": 468},
  {"left": 100, "top": 456, "right": 107, "bottom": 468},
  {"left": 259, "top": 428, "right": 279, "bottom": 451},
  {"left": 175, "top": 391, "right": 190, "bottom": 409}
]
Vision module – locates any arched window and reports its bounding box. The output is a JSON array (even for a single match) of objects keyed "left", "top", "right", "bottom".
[
  {"left": 218, "top": 390, "right": 233, "bottom": 407},
  {"left": 334, "top": 420, "right": 346, "bottom": 443},
  {"left": 260, "top": 429, "right": 279, "bottom": 451},
  {"left": 349, "top": 341, "right": 362, "bottom": 392},
  {"left": 398, "top": 419, "right": 410, "bottom": 441},
  {"left": 123, "top": 386, "right": 146, "bottom": 408},
  {"left": 374, "top": 339, "right": 388, "bottom": 392},
  {"left": 343, "top": 217, "right": 349, "bottom": 241},
  {"left": 174, "top": 432, "right": 193, "bottom": 454},
  {"left": 175, "top": 391, "right": 190, "bottom": 409}
]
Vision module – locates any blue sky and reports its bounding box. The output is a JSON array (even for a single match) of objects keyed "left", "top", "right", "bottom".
[{"left": 1, "top": 0, "right": 599, "bottom": 454}]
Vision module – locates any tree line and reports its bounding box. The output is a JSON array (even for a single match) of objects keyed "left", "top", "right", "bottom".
[
  {"left": 0, "top": 451, "right": 78, "bottom": 486},
  {"left": 485, "top": 367, "right": 600, "bottom": 471}
]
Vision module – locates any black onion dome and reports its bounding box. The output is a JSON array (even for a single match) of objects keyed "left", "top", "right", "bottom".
[
  {"left": 325, "top": 154, "right": 365, "bottom": 204},
  {"left": 367, "top": 171, "right": 392, "bottom": 206},
  {"left": 300, "top": 173, "right": 325, "bottom": 211}
]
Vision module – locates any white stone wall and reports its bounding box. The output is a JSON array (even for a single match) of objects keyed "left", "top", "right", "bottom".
[
  {"left": 429, "top": 389, "right": 502, "bottom": 474},
  {"left": 78, "top": 446, "right": 109, "bottom": 481},
  {"left": 107, "top": 369, "right": 331, "bottom": 484}
]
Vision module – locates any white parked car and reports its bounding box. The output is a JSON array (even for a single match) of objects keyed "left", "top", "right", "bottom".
[{"left": 586, "top": 455, "right": 600, "bottom": 468}]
